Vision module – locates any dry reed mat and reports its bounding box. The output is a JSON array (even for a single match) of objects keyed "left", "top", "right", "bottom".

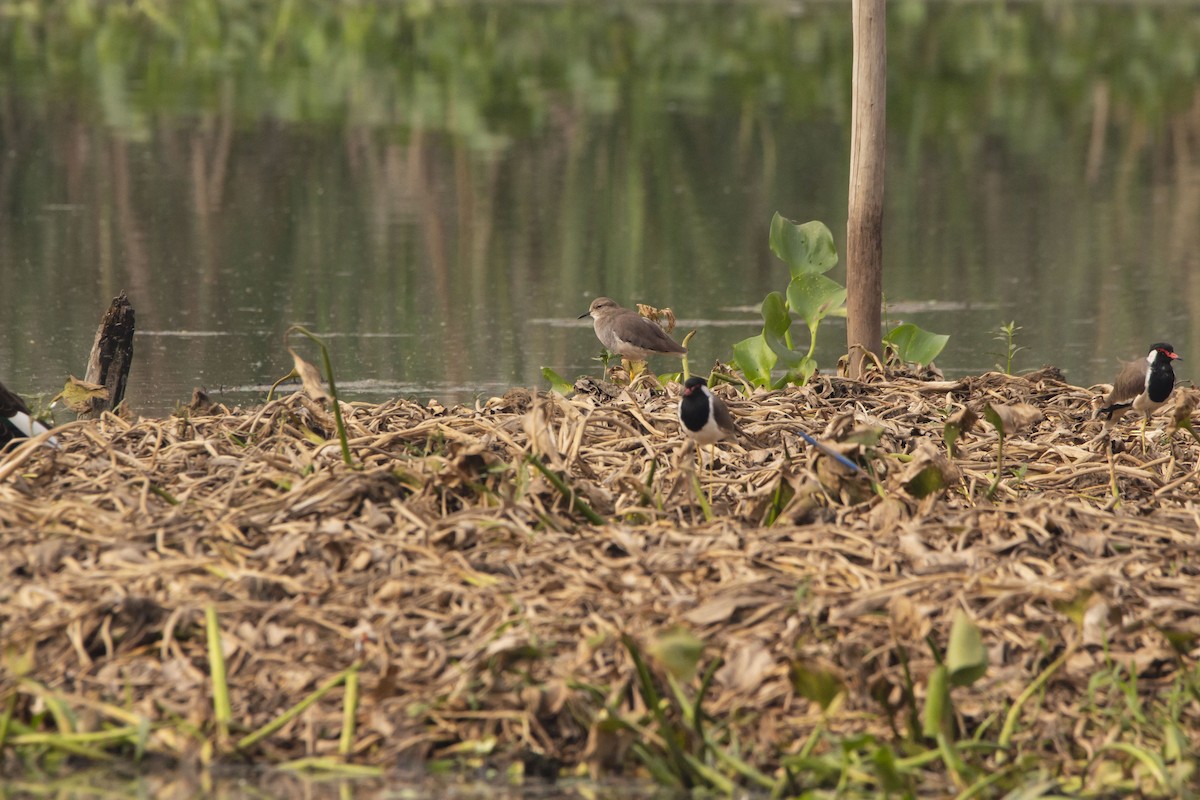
[{"left": 1, "top": 369, "right": 1197, "bottom": 795}]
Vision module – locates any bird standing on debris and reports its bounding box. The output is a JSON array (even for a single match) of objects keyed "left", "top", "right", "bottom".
[
  {"left": 1, "top": 381, "right": 53, "bottom": 448},
  {"left": 678, "top": 376, "right": 751, "bottom": 448},
  {"left": 579, "top": 297, "right": 687, "bottom": 366},
  {"left": 1095, "top": 342, "right": 1181, "bottom": 448}
]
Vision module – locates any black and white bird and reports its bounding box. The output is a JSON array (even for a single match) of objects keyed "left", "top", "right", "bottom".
[
  {"left": 1, "top": 381, "right": 53, "bottom": 449},
  {"left": 678, "top": 376, "right": 752, "bottom": 448},
  {"left": 1096, "top": 342, "right": 1181, "bottom": 424},
  {"left": 1094, "top": 342, "right": 1182, "bottom": 451}
]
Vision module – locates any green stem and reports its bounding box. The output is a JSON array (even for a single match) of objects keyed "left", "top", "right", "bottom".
[
  {"left": 205, "top": 605, "right": 232, "bottom": 743},
  {"left": 285, "top": 325, "right": 354, "bottom": 467},
  {"left": 338, "top": 663, "right": 360, "bottom": 756},
  {"left": 998, "top": 646, "right": 1073, "bottom": 749},
  {"left": 238, "top": 663, "right": 359, "bottom": 750},
  {"left": 526, "top": 455, "right": 606, "bottom": 525}
]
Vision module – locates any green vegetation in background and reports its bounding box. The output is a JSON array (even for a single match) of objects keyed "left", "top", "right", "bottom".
[
  {"left": 733, "top": 213, "right": 947, "bottom": 388},
  {"left": 2, "top": 1, "right": 1198, "bottom": 149}
]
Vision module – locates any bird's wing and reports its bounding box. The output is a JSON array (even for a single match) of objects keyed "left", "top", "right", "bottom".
[
  {"left": 711, "top": 395, "right": 741, "bottom": 435},
  {"left": 1105, "top": 358, "right": 1148, "bottom": 406},
  {"left": 632, "top": 316, "right": 687, "bottom": 354},
  {"left": 712, "top": 394, "right": 766, "bottom": 447}
]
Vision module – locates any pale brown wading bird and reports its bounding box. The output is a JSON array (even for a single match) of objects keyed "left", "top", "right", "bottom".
[
  {"left": 1095, "top": 342, "right": 1181, "bottom": 448},
  {"left": 579, "top": 297, "right": 687, "bottom": 368}
]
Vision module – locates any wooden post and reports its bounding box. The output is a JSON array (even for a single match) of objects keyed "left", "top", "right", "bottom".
[
  {"left": 846, "top": 0, "right": 886, "bottom": 379},
  {"left": 82, "top": 291, "right": 135, "bottom": 418}
]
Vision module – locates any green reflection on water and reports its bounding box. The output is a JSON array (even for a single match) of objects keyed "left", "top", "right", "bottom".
[{"left": 1, "top": 1, "right": 1198, "bottom": 415}]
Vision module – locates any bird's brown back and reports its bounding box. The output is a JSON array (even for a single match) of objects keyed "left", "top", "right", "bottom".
[{"left": 1104, "top": 357, "right": 1148, "bottom": 406}]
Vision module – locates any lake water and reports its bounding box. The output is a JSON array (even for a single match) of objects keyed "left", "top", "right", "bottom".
[{"left": 2, "top": 1, "right": 1198, "bottom": 419}]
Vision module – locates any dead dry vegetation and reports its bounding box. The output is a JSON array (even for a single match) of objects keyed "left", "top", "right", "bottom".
[{"left": 1, "top": 368, "right": 1198, "bottom": 796}]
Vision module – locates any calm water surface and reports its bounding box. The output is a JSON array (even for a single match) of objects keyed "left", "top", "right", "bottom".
[{"left": 2, "top": 2, "right": 1199, "bottom": 417}]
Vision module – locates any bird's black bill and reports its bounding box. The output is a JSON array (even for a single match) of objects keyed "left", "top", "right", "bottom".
[
  {"left": 1098, "top": 400, "right": 1133, "bottom": 420},
  {"left": 578, "top": 311, "right": 590, "bottom": 319}
]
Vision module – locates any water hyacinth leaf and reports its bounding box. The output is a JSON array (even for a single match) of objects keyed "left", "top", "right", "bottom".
[
  {"left": 760, "top": 291, "right": 791, "bottom": 338},
  {"left": 769, "top": 213, "right": 839, "bottom": 277},
  {"left": 900, "top": 442, "right": 957, "bottom": 499},
  {"left": 904, "top": 464, "right": 946, "bottom": 499},
  {"left": 540, "top": 367, "right": 573, "bottom": 396},
  {"left": 884, "top": 323, "right": 950, "bottom": 367},
  {"left": 983, "top": 404, "right": 1006, "bottom": 442},
  {"left": 783, "top": 356, "right": 818, "bottom": 388},
  {"left": 648, "top": 627, "right": 704, "bottom": 683},
  {"left": 946, "top": 610, "right": 988, "bottom": 687},
  {"left": 766, "top": 329, "right": 807, "bottom": 370},
  {"left": 789, "top": 658, "right": 845, "bottom": 711},
  {"left": 733, "top": 334, "right": 776, "bottom": 388},
  {"left": 787, "top": 273, "right": 847, "bottom": 329},
  {"left": 921, "top": 664, "right": 951, "bottom": 738}
]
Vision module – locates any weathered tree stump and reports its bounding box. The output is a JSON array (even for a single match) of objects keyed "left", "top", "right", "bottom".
[{"left": 81, "top": 291, "right": 135, "bottom": 418}]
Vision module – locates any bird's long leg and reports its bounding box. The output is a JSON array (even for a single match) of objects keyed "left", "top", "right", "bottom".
[
  {"left": 700, "top": 443, "right": 710, "bottom": 501},
  {"left": 1139, "top": 416, "right": 1148, "bottom": 455}
]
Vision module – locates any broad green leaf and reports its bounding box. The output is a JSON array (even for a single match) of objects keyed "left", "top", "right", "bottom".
[
  {"left": 982, "top": 404, "right": 1005, "bottom": 442},
  {"left": 782, "top": 356, "right": 818, "bottom": 387},
  {"left": 733, "top": 334, "right": 776, "bottom": 388},
  {"left": 946, "top": 610, "right": 989, "bottom": 686},
  {"left": 765, "top": 329, "right": 806, "bottom": 370},
  {"left": 870, "top": 745, "right": 909, "bottom": 794},
  {"left": 943, "top": 407, "right": 977, "bottom": 459},
  {"left": 760, "top": 291, "right": 791, "bottom": 338},
  {"left": 540, "top": 366, "right": 573, "bottom": 395},
  {"left": 787, "top": 273, "right": 847, "bottom": 328},
  {"left": 883, "top": 323, "right": 949, "bottom": 366},
  {"left": 904, "top": 464, "right": 946, "bottom": 499},
  {"left": 1163, "top": 722, "right": 1188, "bottom": 763},
  {"left": 769, "top": 213, "right": 839, "bottom": 278},
  {"left": 789, "top": 659, "right": 845, "bottom": 712},
  {"left": 649, "top": 626, "right": 704, "bottom": 683},
  {"left": 921, "top": 664, "right": 951, "bottom": 738}
]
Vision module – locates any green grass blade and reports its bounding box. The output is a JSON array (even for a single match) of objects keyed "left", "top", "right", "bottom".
[
  {"left": 205, "top": 605, "right": 233, "bottom": 742},
  {"left": 999, "top": 646, "right": 1073, "bottom": 749},
  {"left": 338, "top": 663, "right": 360, "bottom": 756},
  {"left": 286, "top": 325, "right": 353, "bottom": 467},
  {"left": 237, "top": 664, "right": 355, "bottom": 751}
]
